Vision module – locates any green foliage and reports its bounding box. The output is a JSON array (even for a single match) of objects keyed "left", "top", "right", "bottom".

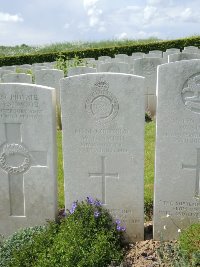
[
  {"left": 178, "top": 223, "right": 200, "bottom": 265},
  {"left": 2, "top": 199, "right": 124, "bottom": 267},
  {"left": 157, "top": 224, "right": 200, "bottom": 266},
  {"left": 0, "top": 225, "right": 46, "bottom": 267},
  {"left": 1, "top": 35, "right": 200, "bottom": 66},
  {"left": 55, "top": 54, "right": 87, "bottom": 75},
  {"left": 157, "top": 241, "right": 193, "bottom": 266}
]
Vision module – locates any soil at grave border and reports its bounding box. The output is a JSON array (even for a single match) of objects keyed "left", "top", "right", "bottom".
[{"left": 120, "top": 221, "right": 177, "bottom": 267}]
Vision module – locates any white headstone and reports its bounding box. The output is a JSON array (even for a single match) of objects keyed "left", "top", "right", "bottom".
[
  {"left": 98, "top": 56, "right": 112, "bottom": 62},
  {"left": 183, "top": 46, "right": 200, "bottom": 53},
  {"left": 131, "top": 52, "right": 145, "bottom": 59},
  {"left": 0, "top": 70, "right": 14, "bottom": 82},
  {"left": 149, "top": 50, "right": 163, "bottom": 57},
  {"left": 133, "top": 58, "right": 164, "bottom": 116},
  {"left": 168, "top": 52, "right": 200, "bottom": 63},
  {"left": 2, "top": 73, "right": 32, "bottom": 83},
  {"left": 67, "top": 66, "right": 96, "bottom": 76},
  {"left": 154, "top": 59, "right": 200, "bottom": 241},
  {"left": 35, "top": 69, "right": 64, "bottom": 105},
  {"left": 60, "top": 73, "right": 145, "bottom": 242},
  {"left": 0, "top": 83, "right": 57, "bottom": 237},
  {"left": 97, "top": 62, "right": 130, "bottom": 73},
  {"left": 115, "top": 54, "right": 129, "bottom": 62},
  {"left": 1, "top": 66, "right": 16, "bottom": 72},
  {"left": 163, "top": 48, "right": 181, "bottom": 63}
]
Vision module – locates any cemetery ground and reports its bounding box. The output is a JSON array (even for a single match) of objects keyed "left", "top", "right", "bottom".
[{"left": 1, "top": 120, "right": 199, "bottom": 266}]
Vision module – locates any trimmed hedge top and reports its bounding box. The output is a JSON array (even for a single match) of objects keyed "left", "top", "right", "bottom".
[{"left": 0, "top": 36, "right": 200, "bottom": 67}]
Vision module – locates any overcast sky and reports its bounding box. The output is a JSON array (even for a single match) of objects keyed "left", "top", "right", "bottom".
[{"left": 0, "top": 0, "right": 199, "bottom": 46}]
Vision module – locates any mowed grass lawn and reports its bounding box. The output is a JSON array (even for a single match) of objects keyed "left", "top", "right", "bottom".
[{"left": 57, "top": 121, "right": 156, "bottom": 214}]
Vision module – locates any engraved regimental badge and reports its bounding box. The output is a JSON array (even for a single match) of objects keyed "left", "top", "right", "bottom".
[
  {"left": 182, "top": 73, "right": 200, "bottom": 114},
  {"left": 85, "top": 78, "right": 119, "bottom": 123}
]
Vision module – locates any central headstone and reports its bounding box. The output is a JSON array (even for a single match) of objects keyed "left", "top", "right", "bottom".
[{"left": 60, "top": 73, "right": 145, "bottom": 242}]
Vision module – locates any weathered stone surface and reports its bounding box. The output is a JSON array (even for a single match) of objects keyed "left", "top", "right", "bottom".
[
  {"left": 60, "top": 73, "right": 145, "bottom": 242},
  {"left": 35, "top": 69, "right": 64, "bottom": 105},
  {"left": 168, "top": 52, "right": 200, "bottom": 62},
  {"left": 0, "top": 83, "right": 57, "bottom": 237},
  {"left": 163, "top": 48, "right": 181, "bottom": 63},
  {"left": 67, "top": 66, "right": 96, "bottom": 76},
  {"left": 133, "top": 57, "right": 164, "bottom": 116},
  {"left": 2, "top": 73, "right": 32, "bottom": 83},
  {"left": 154, "top": 60, "right": 200, "bottom": 241},
  {"left": 97, "top": 62, "right": 130, "bottom": 73}
]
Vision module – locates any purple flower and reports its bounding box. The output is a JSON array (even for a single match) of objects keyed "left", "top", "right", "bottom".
[
  {"left": 94, "top": 200, "right": 102, "bottom": 207},
  {"left": 120, "top": 226, "right": 126, "bottom": 232},
  {"left": 116, "top": 225, "right": 122, "bottom": 231},
  {"left": 69, "top": 202, "right": 77, "bottom": 214},
  {"left": 116, "top": 225, "right": 126, "bottom": 232},
  {"left": 86, "top": 196, "right": 94, "bottom": 205},
  {"left": 94, "top": 211, "right": 100, "bottom": 218},
  {"left": 115, "top": 219, "right": 121, "bottom": 225}
]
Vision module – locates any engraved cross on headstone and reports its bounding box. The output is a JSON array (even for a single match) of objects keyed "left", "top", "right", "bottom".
[
  {"left": 89, "top": 156, "right": 119, "bottom": 204},
  {"left": 0, "top": 123, "right": 47, "bottom": 216},
  {"left": 182, "top": 148, "right": 200, "bottom": 198}
]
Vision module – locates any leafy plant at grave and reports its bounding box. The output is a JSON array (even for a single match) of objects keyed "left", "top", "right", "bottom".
[
  {"left": 157, "top": 223, "right": 200, "bottom": 266},
  {"left": 178, "top": 223, "right": 200, "bottom": 265},
  {"left": 145, "top": 110, "right": 153, "bottom": 122},
  {"left": 4, "top": 197, "right": 125, "bottom": 267},
  {"left": 55, "top": 53, "right": 87, "bottom": 75},
  {"left": 0, "top": 225, "right": 46, "bottom": 267}
]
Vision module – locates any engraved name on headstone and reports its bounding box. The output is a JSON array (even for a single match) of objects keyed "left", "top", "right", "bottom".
[
  {"left": 0, "top": 84, "right": 57, "bottom": 237},
  {"left": 61, "top": 73, "right": 145, "bottom": 242},
  {"left": 154, "top": 60, "right": 200, "bottom": 241}
]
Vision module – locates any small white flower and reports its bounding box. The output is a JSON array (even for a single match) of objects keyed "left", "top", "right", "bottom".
[
  {"left": 166, "top": 214, "right": 170, "bottom": 217},
  {"left": 178, "top": 229, "right": 181, "bottom": 233},
  {"left": 163, "top": 225, "right": 167, "bottom": 230}
]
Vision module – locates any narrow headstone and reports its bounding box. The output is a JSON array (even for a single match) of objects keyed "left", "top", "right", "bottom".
[
  {"left": 154, "top": 60, "right": 200, "bottom": 241},
  {"left": 163, "top": 48, "right": 181, "bottom": 63},
  {"left": 35, "top": 69, "right": 64, "bottom": 105},
  {"left": 0, "top": 83, "right": 57, "bottom": 237},
  {"left": 133, "top": 57, "right": 164, "bottom": 116},
  {"left": 61, "top": 73, "right": 145, "bottom": 242},
  {"left": 2, "top": 73, "right": 32, "bottom": 83}
]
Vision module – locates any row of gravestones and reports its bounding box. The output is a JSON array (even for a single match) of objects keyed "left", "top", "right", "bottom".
[
  {"left": 1, "top": 46, "right": 200, "bottom": 117},
  {"left": 2, "top": 53, "right": 200, "bottom": 116},
  {"left": 0, "top": 59, "right": 199, "bottom": 242}
]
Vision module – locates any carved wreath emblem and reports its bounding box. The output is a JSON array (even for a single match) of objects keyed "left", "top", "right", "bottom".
[
  {"left": 85, "top": 78, "right": 119, "bottom": 123},
  {"left": 182, "top": 73, "right": 200, "bottom": 114},
  {"left": 0, "top": 144, "right": 30, "bottom": 174}
]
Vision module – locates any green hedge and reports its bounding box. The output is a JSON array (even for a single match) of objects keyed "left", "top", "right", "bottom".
[{"left": 0, "top": 36, "right": 200, "bottom": 66}]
